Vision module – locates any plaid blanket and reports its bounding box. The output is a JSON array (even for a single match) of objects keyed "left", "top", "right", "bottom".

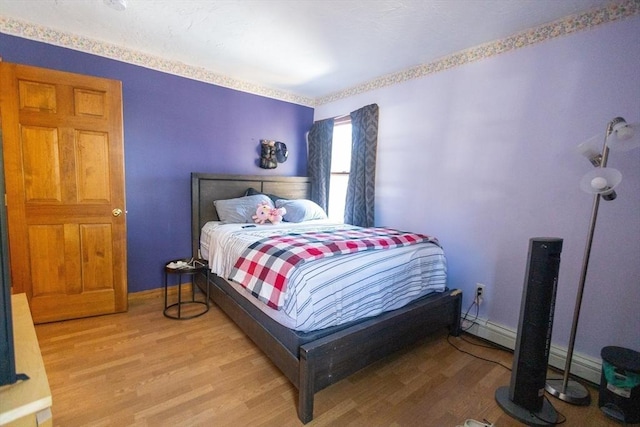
[{"left": 229, "top": 227, "right": 439, "bottom": 309}]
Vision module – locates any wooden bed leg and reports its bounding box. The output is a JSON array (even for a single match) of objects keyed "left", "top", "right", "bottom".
[{"left": 298, "top": 349, "right": 315, "bottom": 424}]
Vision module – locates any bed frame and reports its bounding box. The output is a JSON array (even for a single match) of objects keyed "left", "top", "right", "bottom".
[{"left": 191, "top": 172, "right": 462, "bottom": 423}]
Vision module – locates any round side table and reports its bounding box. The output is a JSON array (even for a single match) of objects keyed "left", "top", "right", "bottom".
[{"left": 163, "top": 258, "right": 210, "bottom": 319}]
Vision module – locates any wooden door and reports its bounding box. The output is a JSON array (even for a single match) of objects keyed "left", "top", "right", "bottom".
[{"left": 0, "top": 62, "right": 127, "bottom": 323}]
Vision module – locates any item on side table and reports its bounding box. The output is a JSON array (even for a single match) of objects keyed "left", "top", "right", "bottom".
[{"left": 164, "top": 258, "right": 209, "bottom": 320}]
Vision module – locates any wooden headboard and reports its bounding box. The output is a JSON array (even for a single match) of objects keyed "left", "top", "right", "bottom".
[{"left": 191, "top": 173, "right": 311, "bottom": 257}]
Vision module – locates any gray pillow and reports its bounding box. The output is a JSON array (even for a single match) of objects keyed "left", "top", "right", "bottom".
[
  {"left": 275, "top": 199, "right": 327, "bottom": 223},
  {"left": 214, "top": 194, "right": 273, "bottom": 223},
  {"left": 243, "top": 187, "right": 286, "bottom": 204}
]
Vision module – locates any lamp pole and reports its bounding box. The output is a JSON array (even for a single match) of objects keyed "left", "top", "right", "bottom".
[{"left": 545, "top": 119, "right": 618, "bottom": 405}]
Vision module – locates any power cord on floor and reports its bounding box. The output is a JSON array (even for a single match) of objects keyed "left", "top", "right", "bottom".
[
  {"left": 449, "top": 335, "right": 569, "bottom": 426},
  {"left": 450, "top": 306, "right": 572, "bottom": 426},
  {"left": 447, "top": 334, "right": 513, "bottom": 371},
  {"left": 452, "top": 299, "right": 512, "bottom": 370},
  {"left": 531, "top": 395, "right": 567, "bottom": 425},
  {"left": 458, "top": 333, "right": 511, "bottom": 351}
]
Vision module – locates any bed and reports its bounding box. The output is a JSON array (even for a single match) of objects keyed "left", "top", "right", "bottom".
[{"left": 191, "top": 172, "right": 462, "bottom": 423}]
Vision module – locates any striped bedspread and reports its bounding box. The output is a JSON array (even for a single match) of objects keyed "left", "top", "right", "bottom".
[
  {"left": 200, "top": 221, "right": 447, "bottom": 331},
  {"left": 229, "top": 227, "right": 439, "bottom": 309}
]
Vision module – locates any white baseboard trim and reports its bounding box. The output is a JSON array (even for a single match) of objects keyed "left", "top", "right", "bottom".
[{"left": 462, "top": 318, "right": 602, "bottom": 385}]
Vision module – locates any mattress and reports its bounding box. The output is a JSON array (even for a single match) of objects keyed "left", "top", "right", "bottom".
[
  {"left": 206, "top": 272, "right": 454, "bottom": 358},
  {"left": 200, "top": 221, "right": 447, "bottom": 332}
]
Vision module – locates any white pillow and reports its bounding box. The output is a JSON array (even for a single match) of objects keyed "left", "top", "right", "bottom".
[
  {"left": 275, "top": 199, "right": 327, "bottom": 223},
  {"left": 214, "top": 194, "right": 273, "bottom": 223}
]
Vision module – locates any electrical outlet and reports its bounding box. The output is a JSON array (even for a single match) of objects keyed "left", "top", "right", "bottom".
[{"left": 475, "top": 283, "right": 485, "bottom": 305}]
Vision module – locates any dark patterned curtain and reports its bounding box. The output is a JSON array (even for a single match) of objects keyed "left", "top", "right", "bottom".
[
  {"left": 344, "top": 104, "right": 378, "bottom": 227},
  {"left": 307, "top": 118, "right": 334, "bottom": 213}
]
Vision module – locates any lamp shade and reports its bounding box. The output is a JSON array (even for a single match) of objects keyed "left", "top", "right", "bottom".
[
  {"left": 579, "top": 167, "right": 622, "bottom": 196},
  {"left": 608, "top": 121, "right": 640, "bottom": 152},
  {"left": 576, "top": 134, "right": 602, "bottom": 165}
]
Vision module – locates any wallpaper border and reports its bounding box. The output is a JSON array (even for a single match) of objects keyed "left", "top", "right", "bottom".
[
  {"left": 1, "top": 0, "right": 638, "bottom": 108},
  {"left": 316, "top": 0, "right": 640, "bottom": 105}
]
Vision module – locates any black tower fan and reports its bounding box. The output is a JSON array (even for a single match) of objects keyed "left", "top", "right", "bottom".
[{"left": 495, "top": 237, "right": 563, "bottom": 426}]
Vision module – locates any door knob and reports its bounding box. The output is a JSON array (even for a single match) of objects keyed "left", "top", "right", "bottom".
[{"left": 112, "top": 208, "right": 123, "bottom": 217}]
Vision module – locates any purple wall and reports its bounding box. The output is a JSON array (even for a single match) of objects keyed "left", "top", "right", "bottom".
[
  {"left": 315, "top": 16, "right": 640, "bottom": 362},
  {"left": 0, "top": 33, "right": 314, "bottom": 292}
]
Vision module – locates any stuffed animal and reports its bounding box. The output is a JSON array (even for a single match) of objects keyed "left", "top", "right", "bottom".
[
  {"left": 252, "top": 202, "right": 271, "bottom": 224},
  {"left": 252, "top": 203, "right": 286, "bottom": 224},
  {"left": 268, "top": 206, "right": 286, "bottom": 224}
]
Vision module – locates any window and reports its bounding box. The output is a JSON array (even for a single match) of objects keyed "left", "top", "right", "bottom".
[{"left": 329, "top": 120, "right": 352, "bottom": 222}]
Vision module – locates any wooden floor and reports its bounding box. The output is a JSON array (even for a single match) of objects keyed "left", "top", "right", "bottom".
[{"left": 34, "top": 288, "right": 620, "bottom": 427}]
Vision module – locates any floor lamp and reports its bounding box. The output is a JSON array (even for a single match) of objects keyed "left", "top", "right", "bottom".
[{"left": 545, "top": 117, "right": 640, "bottom": 404}]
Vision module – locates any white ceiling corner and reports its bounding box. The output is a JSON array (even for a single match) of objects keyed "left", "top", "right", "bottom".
[{"left": 0, "top": 0, "right": 633, "bottom": 106}]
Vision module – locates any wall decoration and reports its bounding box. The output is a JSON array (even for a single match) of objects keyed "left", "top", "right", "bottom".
[
  {"left": 259, "top": 139, "right": 277, "bottom": 169},
  {"left": 275, "top": 141, "right": 288, "bottom": 163},
  {"left": 259, "top": 139, "right": 288, "bottom": 168}
]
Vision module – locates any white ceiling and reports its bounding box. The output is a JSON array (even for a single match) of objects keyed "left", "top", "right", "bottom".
[{"left": 0, "top": 0, "right": 617, "bottom": 102}]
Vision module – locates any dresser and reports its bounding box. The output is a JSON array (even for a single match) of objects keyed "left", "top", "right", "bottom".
[{"left": 0, "top": 294, "right": 52, "bottom": 426}]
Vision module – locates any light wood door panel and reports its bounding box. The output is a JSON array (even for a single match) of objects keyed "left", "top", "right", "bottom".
[{"left": 0, "top": 62, "right": 127, "bottom": 323}]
